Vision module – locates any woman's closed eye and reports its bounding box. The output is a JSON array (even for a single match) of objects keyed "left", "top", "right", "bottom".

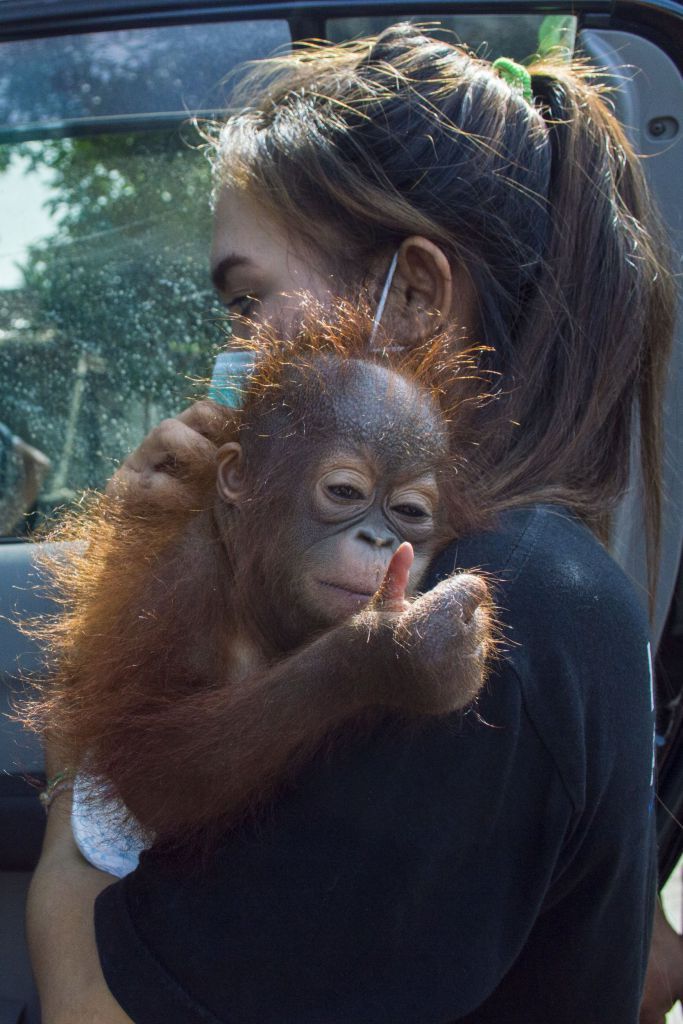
[{"left": 225, "top": 295, "right": 258, "bottom": 318}]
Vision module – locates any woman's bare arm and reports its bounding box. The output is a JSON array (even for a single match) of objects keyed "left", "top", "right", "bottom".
[
  {"left": 26, "top": 743, "right": 133, "bottom": 1024},
  {"left": 640, "top": 898, "right": 683, "bottom": 1024}
]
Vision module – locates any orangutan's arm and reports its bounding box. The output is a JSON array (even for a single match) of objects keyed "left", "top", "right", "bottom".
[{"left": 118, "top": 570, "right": 490, "bottom": 839}]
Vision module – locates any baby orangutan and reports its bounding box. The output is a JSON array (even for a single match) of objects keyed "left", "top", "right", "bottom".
[{"left": 25, "top": 319, "right": 493, "bottom": 847}]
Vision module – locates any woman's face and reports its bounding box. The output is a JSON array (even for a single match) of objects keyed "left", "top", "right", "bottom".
[
  {"left": 211, "top": 185, "right": 479, "bottom": 346},
  {"left": 211, "top": 187, "right": 338, "bottom": 340}
]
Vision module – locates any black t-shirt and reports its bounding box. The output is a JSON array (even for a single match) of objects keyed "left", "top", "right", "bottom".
[{"left": 95, "top": 505, "right": 657, "bottom": 1023}]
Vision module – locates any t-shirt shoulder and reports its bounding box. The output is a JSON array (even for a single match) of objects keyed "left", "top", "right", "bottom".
[
  {"left": 431, "top": 505, "right": 645, "bottom": 633},
  {"left": 427, "top": 505, "right": 654, "bottom": 815},
  {"left": 430, "top": 504, "right": 650, "bottom": 677}
]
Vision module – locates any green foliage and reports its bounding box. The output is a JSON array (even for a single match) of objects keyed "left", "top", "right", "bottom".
[{"left": 0, "top": 128, "right": 225, "bottom": 518}]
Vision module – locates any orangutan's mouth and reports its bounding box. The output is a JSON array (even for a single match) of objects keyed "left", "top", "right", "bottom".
[{"left": 317, "top": 579, "right": 375, "bottom": 600}]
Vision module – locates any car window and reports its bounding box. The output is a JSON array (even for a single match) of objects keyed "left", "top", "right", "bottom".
[
  {"left": 0, "top": 18, "right": 291, "bottom": 537},
  {"left": 327, "top": 14, "right": 577, "bottom": 62}
]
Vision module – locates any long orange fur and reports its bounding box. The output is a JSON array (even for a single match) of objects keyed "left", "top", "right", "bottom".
[{"left": 20, "top": 303, "right": 495, "bottom": 847}]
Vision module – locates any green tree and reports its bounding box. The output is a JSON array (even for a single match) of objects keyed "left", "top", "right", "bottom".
[{"left": 0, "top": 127, "right": 224, "bottom": 517}]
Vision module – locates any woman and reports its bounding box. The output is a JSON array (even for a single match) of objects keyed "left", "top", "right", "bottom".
[{"left": 28, "top": 24, "right": 677, "bottom": 1023}]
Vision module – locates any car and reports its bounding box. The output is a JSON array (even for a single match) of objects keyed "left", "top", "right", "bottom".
[{"left": 0, "top": 2, "right": 681, "bottom": 1020}]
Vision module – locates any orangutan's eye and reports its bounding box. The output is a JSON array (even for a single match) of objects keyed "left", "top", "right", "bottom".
[
  {"left": 328, "top": 484, "right": 364, "bottom": 501},
  {"left": 392, "top": 502, "right": 428, "bottom": 519}
]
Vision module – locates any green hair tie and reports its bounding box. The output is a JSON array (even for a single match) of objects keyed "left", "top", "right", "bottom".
[{"left": 492, "top": 57, "right": 533, "bottom": 104}]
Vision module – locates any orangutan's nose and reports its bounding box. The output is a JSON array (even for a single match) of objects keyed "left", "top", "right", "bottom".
[{"left": 356, "top": 527, "right": 396, "bottom": 549}]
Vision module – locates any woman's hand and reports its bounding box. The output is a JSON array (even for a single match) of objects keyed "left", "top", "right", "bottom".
[
  {"left": 640, "top": 899, "right": 683, "bottom": 1023},
  {"left": 106, "top": 400, "right": 230, "bottom": 511}
]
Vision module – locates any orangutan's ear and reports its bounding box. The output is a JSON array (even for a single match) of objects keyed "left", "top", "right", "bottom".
[{"left": 217, "top": 442, "right": 247, "bottom": 505}]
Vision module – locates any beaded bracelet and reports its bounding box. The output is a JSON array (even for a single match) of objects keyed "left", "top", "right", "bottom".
[{"left": 39, "top": 769, "right": 74, "bottom": 814}]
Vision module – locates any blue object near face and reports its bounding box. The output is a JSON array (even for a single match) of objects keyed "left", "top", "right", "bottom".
[{"left": 208, "top": 350, "right": 256, "bottom": 409}]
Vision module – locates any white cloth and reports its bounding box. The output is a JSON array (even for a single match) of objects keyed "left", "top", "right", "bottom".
[{"left": 71, "top": 772, "right": 149, "bottom": 878}]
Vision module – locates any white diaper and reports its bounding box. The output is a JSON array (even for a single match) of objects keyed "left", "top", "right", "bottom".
[{"left": 71, "top": 773, "right": 149, "bottom": 878}]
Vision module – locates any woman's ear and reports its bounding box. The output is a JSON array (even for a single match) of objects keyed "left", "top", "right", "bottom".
[
  {"left": 391, "top": 237, "right": 453, "bottom": 338},
  {"left": 217, "top": 442, "right": 247, "bottom": 505},
  {"left": 381, "top": 236, "right": 480, "bottom": 346}
]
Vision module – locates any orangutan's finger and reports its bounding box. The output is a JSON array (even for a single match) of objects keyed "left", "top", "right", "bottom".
[
  {"left": 374, "top": 542, "right": 414, "bottom": 612},
  {"left": 177, "top": 400, "right": 234, "bottom": 443}
]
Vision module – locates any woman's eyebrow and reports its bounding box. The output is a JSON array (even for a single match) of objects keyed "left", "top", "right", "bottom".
[{"left": 210, "top": 253, "right": 253, "bottom": 293}]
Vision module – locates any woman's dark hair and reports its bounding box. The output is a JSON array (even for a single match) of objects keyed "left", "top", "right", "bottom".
[{"left": 209, "top": 24, "right": 676, "bottom": 604}]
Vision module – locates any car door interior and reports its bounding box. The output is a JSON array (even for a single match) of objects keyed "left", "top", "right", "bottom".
[
  {"left": 0, "top": 545, "right": 49, "bottom": 1024},
  {"left": 0, "top": 3, "right": 681, "bottom": 1021}
]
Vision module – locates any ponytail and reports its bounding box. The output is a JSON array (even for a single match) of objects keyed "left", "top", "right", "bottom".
[{"left": 489, "top": 60, "right": 676, "bottom": 602}]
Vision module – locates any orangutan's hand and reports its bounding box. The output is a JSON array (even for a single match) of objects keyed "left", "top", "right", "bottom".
[
  {"left": 106, "top": 400, "right": 231, "bottom": 511},
  {"left": 363, "top": 544, "right": 492, "bottom": 715}
]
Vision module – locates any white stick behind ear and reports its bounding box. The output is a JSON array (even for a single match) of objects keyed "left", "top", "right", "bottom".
[{"left": 369, "top": 251, "right": 399, "bottom": 350}]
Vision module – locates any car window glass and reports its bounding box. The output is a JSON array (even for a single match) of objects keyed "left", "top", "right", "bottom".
[
  {"left": 327, "top": 14, "right": 577, "bottom": 62},
  {"left": 0, "top": 20, "right": 292, "bottom": 132},
  {"left": 0, "top": 19, "right": 291, "bottom": 538}
]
